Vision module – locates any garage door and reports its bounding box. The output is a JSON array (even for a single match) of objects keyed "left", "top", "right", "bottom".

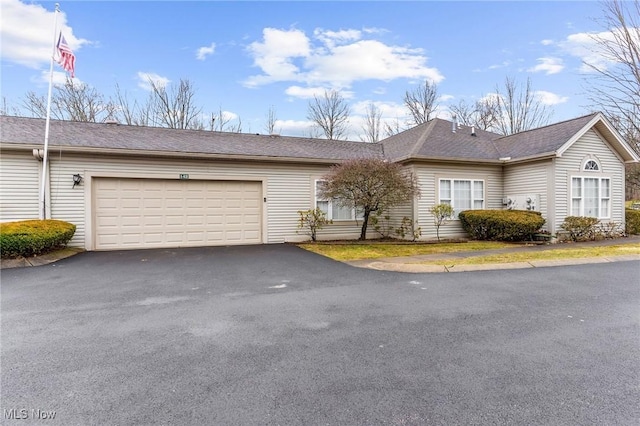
[{"left": 94, "top": 178, "right": 262, "bottom": 250}]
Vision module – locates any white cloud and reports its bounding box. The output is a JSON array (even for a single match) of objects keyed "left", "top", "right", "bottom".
[
  {"left": 244, "top": 27, "right": 443, "bottom": 90},
  {"left": 245, "top": 28, "right": 311, "bottom": 87},
  {"left": 541, "top": 39, "right": 554, "bottom": 46},
  {"left": 313, "top": 28, "right": 362, "bottom": 48},
  {"left": 557, "top": 28, "right": 638, "bottom": 73},
  {"left": 196, "top": 42, "right": 216, "bottom": 61},
  {"left": 285, "top": 85, "right": 355, "bottom": 100},
  {"left": 275, "top": 119, "right": 316, "bottom": 137},
  {"left": 33, "top": 70, "right": 76, "bottom": 86},
  {"left": 535, "top": 90, "right": 569, "bottom": 105},
  {"left": 528, "top": 57, "right": 564, "bottom": 75},
  {"left": 0, "top": 0, "right": 89, "bottom": 69},
  {"left": 137, "top": 72, "right": 170, "bottom": 91},
  {"left": 285, "top": 86, "right": 327, "bottom": 99}
]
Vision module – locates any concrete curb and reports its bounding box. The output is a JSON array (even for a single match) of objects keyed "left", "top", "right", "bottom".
[
  {"left": 1, "top": 247, "right": 84, "bottom": 270},
  {"left": 347, "top": 254, "right": 640, "bottom": 273}
]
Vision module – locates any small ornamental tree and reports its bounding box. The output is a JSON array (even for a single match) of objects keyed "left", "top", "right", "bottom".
[
  {"left": 296, "top": 208, "right": 332, "bottom": 242},
  {"left": 319, "top": 158, "right": 420, "bottom": 240},
  {"left": 430, "top": 203, "right": 454, "bottom": 241}
]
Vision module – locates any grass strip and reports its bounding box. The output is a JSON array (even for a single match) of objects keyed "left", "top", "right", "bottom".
[
  {"left": 415, "top": 244, "right": 640, "bottom": 266},
  {"left": 298, "top": 241, "right": 516, "bottom": 261}
]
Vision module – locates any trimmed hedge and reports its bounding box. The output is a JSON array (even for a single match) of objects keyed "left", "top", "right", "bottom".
[
  {"left": 559, "top": 216, "right": 600, "bottom": 242},
  {"left": 0, "top": 220, "right": 76, "bottom": 259},
  {"left": 458, "top": 209, "right": 545, "bottom": 242},
  {"left": 626, "top": 208, "right": 640, "bottom": 235}
]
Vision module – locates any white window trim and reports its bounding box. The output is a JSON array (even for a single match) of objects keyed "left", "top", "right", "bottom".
[
  {"left": 570, "top": 176, "right": 611, "bottom": 219},
  {"left": 314, "top": 179, "right": 360, "bottom": 221},
  {"left": 438, "top": 178, "right": 485, "bottom": 218}
]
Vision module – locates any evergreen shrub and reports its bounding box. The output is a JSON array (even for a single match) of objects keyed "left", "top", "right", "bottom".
[
  {"left": 0, "top": 220, "right": 76, "bottom": 258},
  {"left": 458, "top": 209, "right": 545, "bottom": 242}
]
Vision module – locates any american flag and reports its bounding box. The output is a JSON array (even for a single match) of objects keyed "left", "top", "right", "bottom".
[{"left": 56, "top": 33, "right": 75, "bottom": 78}]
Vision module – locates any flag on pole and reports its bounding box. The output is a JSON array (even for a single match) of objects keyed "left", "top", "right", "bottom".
[{"left": 56, "top": 33, "right": 75, "bottom": 77}]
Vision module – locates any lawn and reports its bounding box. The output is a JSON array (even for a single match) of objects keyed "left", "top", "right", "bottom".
[
  {"left": 298, "top": 239, "right": 640, "bottom": 264},
  {"left": 298, "top": 241, "right": 517, "bottom": 261},
  {"left": 415, "top": 244, "right": 640, "bottom": 266}
]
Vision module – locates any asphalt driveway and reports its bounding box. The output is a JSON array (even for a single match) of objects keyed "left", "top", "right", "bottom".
[{"left": 2, "top": 244, "right": 639, "bottom": 425}]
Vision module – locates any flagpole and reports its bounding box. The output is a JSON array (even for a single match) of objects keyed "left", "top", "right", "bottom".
[{"left": 39, "top": 3, "right": 60, "bottom": 220}]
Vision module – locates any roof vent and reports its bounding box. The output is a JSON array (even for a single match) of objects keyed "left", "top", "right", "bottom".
[
  {"left": 452, "top": 115, "right": 457, "bottom": 133},
  {"left": 471, "top": 126, "right": 476, "bottom": 137},
  {"left": 104, "top": 119, "right": 119, "bottom": 125}
]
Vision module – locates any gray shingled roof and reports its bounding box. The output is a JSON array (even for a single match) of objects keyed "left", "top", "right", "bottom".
[
  {"left": 492, "top": 113, "right": 599, "bottom": 159},
  {"left": 0, "top": 116, "right": 384, "bottom": 162},
  {"left": 0, "top": 112, "right": 619, "bottom": 164},
  {"left": 382, "top": 118, "right": 502, "bottom": 162}
]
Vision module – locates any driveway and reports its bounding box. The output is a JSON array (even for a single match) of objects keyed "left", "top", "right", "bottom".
[{"left": 2, "top": 245, "right": 639, "bottom": 425}]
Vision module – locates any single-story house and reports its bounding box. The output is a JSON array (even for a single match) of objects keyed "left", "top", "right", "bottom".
[{"left": 1, "top": 112, "right": 638, "bottom": 250}]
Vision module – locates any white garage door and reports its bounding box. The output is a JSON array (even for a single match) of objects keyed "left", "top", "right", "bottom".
[{"left": 94, "top": 178, "right": 262, "bottom": 250}]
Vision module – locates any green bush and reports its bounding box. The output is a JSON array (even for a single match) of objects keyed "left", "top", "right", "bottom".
[
  {"left": 560, "top": 216, "right": 599, "bottom": 241},
  {"left": 296, "top": 208, "right": 332, "bottom": 242},
  {"left": 626, "top": 208, "right": 640, "bottom": 235},
  {"left": 0, "top": 219, "right": 76, "bottom": 259},
  {"left": 458, "top": 210, "right": 545, "bottom": 242}
]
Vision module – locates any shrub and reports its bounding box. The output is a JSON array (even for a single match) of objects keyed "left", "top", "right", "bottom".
[
  {"left": 296, "top": 208, "right": 332, "bottom": 242},
  {"left": 626, "top": 208, "right": 640, "bottom": 235},
  {"left": 370, "top": 211, "right": 393, "bottom": 239},
  {"left": 429, "top": 203, "right": 454, "bottom": 242},
  {"left": 394, "top": 217, "right": 422, "bottom": 241},
  {"left": 0, "top": 219, "right": 76, "bottom": 259},
  {"left": 560, "top": 216, "right": 600, "bottom": 242},
  {"left": 458, "top": 210, "right": 545, "bottom": 242}
]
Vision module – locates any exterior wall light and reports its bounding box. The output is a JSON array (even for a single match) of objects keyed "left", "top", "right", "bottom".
[{"left": 72, "top": 174, "right": 83, "bottom": 188}]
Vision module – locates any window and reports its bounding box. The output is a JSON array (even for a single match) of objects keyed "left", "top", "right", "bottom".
[
  {"left": 439, "top": 179, "right": 484, "bottom": 217},
  {"left": 315, "top": 180, "right": 360, "bottom": 221},
  {"left": 583, "top": 159, "right": 600, "bottom": 171},
  {"left": 571, "top": 176, "right": 610, "bottom": 218}
]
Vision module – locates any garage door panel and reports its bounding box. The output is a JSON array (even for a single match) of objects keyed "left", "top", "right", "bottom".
[{"left": 94, "top": 178, "right": 262, "bottom": 250}]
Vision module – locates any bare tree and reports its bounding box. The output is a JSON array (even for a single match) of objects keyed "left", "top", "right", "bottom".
[
  {"left": 209, "top": 107, "right": 242, "bottom": 133},
  {"left": 449, "top": 97, "right": 500, "bottom": 131},
  {"left": 319, "top": 158, "right": 420, "bottom": 240},
  {"left": 1, "top": 97, "right": 19, "bottom": 116},
  {"left": 360, "top": 102, "right": 383, "bottom": 143},
  {"left": 147, "top": 78, "right": 202, "bottom": 129},
  {"left": 307, "top": 89, "right": 351, "bottom": 140},
  {"left": 111, "top": 82, "right": 156, "bottom": 126},
  {"left": 404, "top": 80, "right": 439, "bottom": 125},
  {"left": 383, "top": 116, "right": 406, "bottom": 137},
  {"left": 585, "top": 0, "right": 640, "bottom": 155},
  {"left": 22, "top": 78, "right": 115, "bottom": 122},
  {"left": 264, "top": 105, "right": 278, "bottom": 134},
  {"left": 493, "top": 76, "right": 552, "bottom": 135}
]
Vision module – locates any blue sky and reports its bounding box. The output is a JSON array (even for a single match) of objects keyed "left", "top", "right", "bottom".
[{"left": 1, "top": 0, "right": 613, "bottom": 139}]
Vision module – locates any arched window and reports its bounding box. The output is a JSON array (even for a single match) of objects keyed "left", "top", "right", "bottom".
[{"left": 583, "top": 159, "right": 599, "bottom": 171}]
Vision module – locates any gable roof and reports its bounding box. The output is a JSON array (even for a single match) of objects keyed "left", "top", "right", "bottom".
[
  {"left": 0, "top": 116, "right": 384, "bottom": 164},
  {"left": 1, "top": 113, "right": 637, "bottom": 164},
  {"left": 383, "top": 112, "right": 639, "bottom": 164},
  {"left": 382, "top": 118, "right": 502, "bottom": 162}
]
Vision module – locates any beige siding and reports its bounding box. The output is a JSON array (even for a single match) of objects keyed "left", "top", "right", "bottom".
[
  {"left": 42, "top": 153, "right": 363, "bottom": 248},
  {"left": 0, "top": 151, "right": 40, "bottom": 222},
  {"left": 413, "top": 162, "right": 503, "bottom": 240},
  {"left": 554, "top": 129, "right": 625, "bottom": 232},
  {"left": 503, "top": 160, "right": 551, "bottom": 231}
]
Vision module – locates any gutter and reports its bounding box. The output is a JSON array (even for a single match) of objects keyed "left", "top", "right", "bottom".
[{"left": 0, "top": 143, "right": 352, "bottom": 166}]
